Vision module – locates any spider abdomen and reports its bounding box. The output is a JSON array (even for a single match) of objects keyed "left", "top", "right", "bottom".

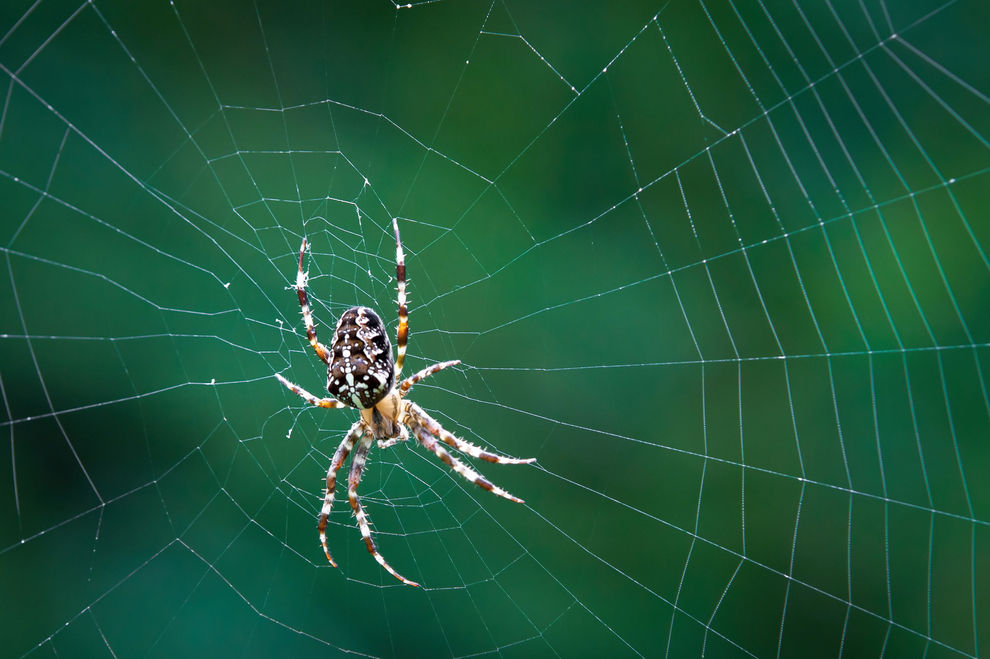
[{"left": 327, "top": 306, "right": 395, "bottom": 409}]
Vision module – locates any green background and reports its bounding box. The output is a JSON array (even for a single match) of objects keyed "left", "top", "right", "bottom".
[{"left": 1, "top": 0, "right": 988, "bottom": 657}]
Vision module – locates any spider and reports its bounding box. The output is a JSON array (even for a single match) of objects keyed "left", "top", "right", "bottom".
[{"left": 275, "top": 219, "right": 535, "bottom": 587}]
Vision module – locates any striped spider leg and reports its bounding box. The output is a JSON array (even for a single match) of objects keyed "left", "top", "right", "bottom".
[
  {"left": 294, "top": 237, "right": 331, "bottom": 367},
  {"left": 376, "top": 359, "right": 460, "bottom": 450},
  {"left": 274, "top": 219, "right": 535, "bottom": 586}
]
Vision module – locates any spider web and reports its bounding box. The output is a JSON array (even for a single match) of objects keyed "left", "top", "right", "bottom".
[{"left": 1, "top": 0, "right": 988, "bottom": 656}]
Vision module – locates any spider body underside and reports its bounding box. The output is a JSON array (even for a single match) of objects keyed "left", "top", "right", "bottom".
[{"left": 275, "top": 219, "right": 535, "bottom": 587}]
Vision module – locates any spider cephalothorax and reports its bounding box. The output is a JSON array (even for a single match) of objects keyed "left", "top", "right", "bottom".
[{"left": 275, "top": 219, "right": 535, "bottom": 586}]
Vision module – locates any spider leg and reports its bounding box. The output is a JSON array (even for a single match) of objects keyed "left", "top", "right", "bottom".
[
  {"left": 407, "top": 401, "right": 536, "bottom": 465},
  {"left": 398, "top": 360, "right": 461, "bottom": 397},
  {"left": 377, "top": 424, "right": 409, "bottom": 450},
  {"left": 318, "top": 420, "right": 363, "bottom": 566},
  {"left": 409, "top": 421, "right": 526, "bottom": 503},
  {"left": 392, "top": 218, "right": 409, "bottom": 379},
  {"left": 275, "top": 373, "right": 346, "bottom": 409},
  {"left": 295, "top": 238, "right": 331, "bottom": 365},
  {"left": 348, "top": 436, "right": 420, "bottom": 587}
]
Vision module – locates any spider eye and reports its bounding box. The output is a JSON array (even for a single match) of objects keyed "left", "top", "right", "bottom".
[{"left": 327, "top": 306, "right": 394, "bottom": 409}]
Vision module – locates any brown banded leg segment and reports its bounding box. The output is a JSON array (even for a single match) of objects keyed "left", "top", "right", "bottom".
[
  {"left": 348, "top": 436, "right": 419, "bottom": 587},
  {"left": 296, "top": 238, "right": 330, "bottom": 365},
  {"left": 409, "top": 422, "right": 525, "bottom": 503},
  {"left": 398, "top": 360, "right": 461, "bottom": 397},
  {"left": 275, "top": 373, "right": 346, "bottom": 409},
  {"left": 392, "top": 218, "right": 409, "bottom": 379},
  {"left": 318, "top": 421, "right": 363, "bottom": 566},
  {"left": 407, "top": 401, "right": 536, "bottom": 465}
]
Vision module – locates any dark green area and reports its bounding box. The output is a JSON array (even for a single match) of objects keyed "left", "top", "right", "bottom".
[{"left": 1, "top": 0, "right": 988, "bottom": 657}]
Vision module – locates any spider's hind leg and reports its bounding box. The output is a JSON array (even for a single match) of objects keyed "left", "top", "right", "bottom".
[
  {"left": 392, "top": 218, "right": 409, "bottom": 379},
  {"left": 295, "top": 238, "right": 331, "bottom": 365}
]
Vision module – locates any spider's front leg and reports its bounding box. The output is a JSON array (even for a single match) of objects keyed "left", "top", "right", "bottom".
[
  {"left": 408, "top": 421, "right": 526, "bottom": 503},
  {"left": 348, "top": 436, "right": 420, "bottom": 587},
  {"left": 318, "top": 420, "right": 363, "bottom": 566},
  {"left": 407, "top": 401, "right": 535, "bottom": 465}
]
